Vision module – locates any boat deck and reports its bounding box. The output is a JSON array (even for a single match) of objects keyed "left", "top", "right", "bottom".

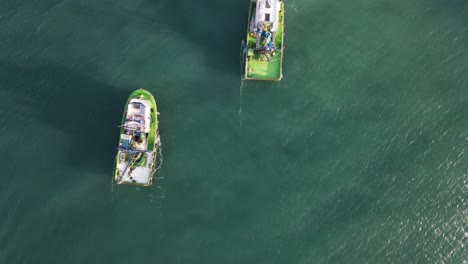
[
  {"left": 245, "top": 0, "right": 284, "bottom": 81},
  {"left": 117, "top": 152, "right": 154, "bottom": 186}
]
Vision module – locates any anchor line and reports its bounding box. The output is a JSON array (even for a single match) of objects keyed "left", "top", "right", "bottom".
[{"left": 238, "top": 40, "right": 247, "bottom": 127}]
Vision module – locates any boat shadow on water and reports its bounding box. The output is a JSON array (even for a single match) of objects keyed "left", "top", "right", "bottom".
[
  {"left": 0, "top": 62, "right": 127, "bottom": 178},
  {"left": 149, "top": 0, "right": 247, "bottom": 75}
]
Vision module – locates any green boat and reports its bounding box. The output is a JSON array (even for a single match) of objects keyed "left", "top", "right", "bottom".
[
  {"left": 245, "top": 0, "right": 285, "bottom": 81},
  {"left": 113, "top": 89, "right": 160, "bottom": 186}
]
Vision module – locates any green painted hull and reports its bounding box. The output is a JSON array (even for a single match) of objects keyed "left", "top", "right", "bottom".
[
  {"left": 113, "top": 88, "right": 159, "bottom": 186},
  {"left": 245, "top": 0, "right": 285, "bottom": 81}
]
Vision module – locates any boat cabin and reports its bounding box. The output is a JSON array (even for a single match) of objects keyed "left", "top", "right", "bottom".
[{"left": 254, "top": 0, "right": 281, "bottom": 32}]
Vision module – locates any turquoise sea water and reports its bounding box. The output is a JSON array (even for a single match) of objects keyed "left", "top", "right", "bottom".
[{"left": 0, "top": 0, "right": 467, "bottom": 263}]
